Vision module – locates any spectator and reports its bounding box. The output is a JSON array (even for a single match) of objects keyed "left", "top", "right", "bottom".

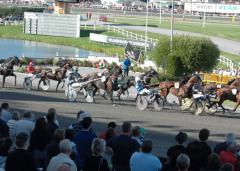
[
  {"left": 57, "top": 163, "right": 71, "bottom": 171},
  {"left": 85, "top": 138, "right": 111, "bottom": 171},
  {"left": 122, "top": 56, "right": 131, "bottom": 77},
  {"left": 219, "top": 142, "right": 238, "bottom": 170},
  {"left": 99, "top": 121, "right": 117, "bottom": 140},
  {"left": 5, "top": 132, "right": 36, "bottom": 171},
  {"left": 65, "top": 129, "right": 77, "bottom": 162},
  {"left": 131, "top": 126, "right": 144, "bottom": 146},
  {"left": 166, "top": 131, "right": 188, "bottom": 171},
  {"left": 130, "top": 139, "right": 162, "bottom": 171},
  {"left": 0, "top": 138, "right": 12, "bottom": 169},
  {"left": 15, "top": 111, "right": 35, "bottom": 137},
  {"left": 73, "top": 117, "right": 97, "bottom": 170},
  {"left": 1, "top": 103, "right": 11, "bottom": 122},
  {"left": 0, "top": 117, "right": 9, "bottom": 139},
  {"left": 46, "top": 129, "right": 65, "bottom": 161},
  {"left": 30, "top": 117, "right": 52, "bottom": 169},
  {"left": 201, "top": 153, "right": 221, "bottom": 171},
  {"left": 46, "top": 109, "right": 59, "bottom": 135},
  {"left": 105, "top": 128, "right": 116, "bottom": 142},
  {"left": 7, "top": 111, "right": 20, "bottom": 140},
  {"left": 221, "top": 163, "right": 234, "bottom": 171},
  {"left": 107, "top": 121, "right": 140, "bottom": 171},
  {"left": 214, "top": 133, "right": 236, "bottom": 154},
  {"left": 46, "top": 139, "right": 77, "bottom": 171},
  {"left": 69, "top": 111, "right": 93, "bottom": 135},
  {"left": 187, "top": 128, "right": 212, "bottom": 171},
  {"left": 176, "top": 153, "right": 191, "bottom": 171}
]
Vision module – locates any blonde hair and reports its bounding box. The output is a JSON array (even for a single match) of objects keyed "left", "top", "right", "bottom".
[{"left": 91, "top": 138, "right": 106, "bottom": 156}]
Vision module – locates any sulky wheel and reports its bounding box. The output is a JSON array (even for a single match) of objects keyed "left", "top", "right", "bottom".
[
  {"left": 189, "top": 100, "right": 204, "bottom": 116},
  {"left": 23, "top": 78, "right": 32, "bottom": 90},
  {"left": 136, "top": 96, "right": 148, "bottom": 111},
  {"left": 153, "top": 97, "right": 164, "bottom": 111},
  {"left": 119, "top": 90, "right": 129, "bottom": 101},
  {"left": 40, "top": 80, "right": 50, "bottom": 91}
]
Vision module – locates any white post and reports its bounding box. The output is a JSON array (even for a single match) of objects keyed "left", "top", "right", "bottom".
[
  {"left": 94, "top": 24, "right": 96, "bottom": 30},
  {"left": 203, "top": 0, "right": 207, "bottom": 28},
  {"left": 159, "top": 1, "right": 162, "bottom": 25},
  {"left": 85, "top": 23, "right": 87, "bottom": 29},
  {"left": 144, "top": 0, "right": 149, "bottom": 55}
]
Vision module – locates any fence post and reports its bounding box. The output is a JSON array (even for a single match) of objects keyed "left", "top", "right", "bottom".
[
  {"left": 108, "top": 25, "right": 110, "bottom": 31},
  {"left": 85, "top": 23, "right": 87, "bottom": 29},
  {"left": 94, "top": 24, "right": 96, "bottom": 30}
]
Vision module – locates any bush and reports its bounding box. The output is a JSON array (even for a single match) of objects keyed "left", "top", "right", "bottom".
[{"left": 150, "top": 35, "right": 220, "bottom": 77}]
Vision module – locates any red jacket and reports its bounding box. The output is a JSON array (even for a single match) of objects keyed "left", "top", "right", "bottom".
[{"left": 27, "top": 66, "right": 35, "bottom": 74}]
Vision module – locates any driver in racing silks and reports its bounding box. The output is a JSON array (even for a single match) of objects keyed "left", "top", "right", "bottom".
[
  {"left": 135, "top": 77, "right": 150, "bottom": 95},
  {"left": 68, "top": 67, "right": 81, "bottom": 84}
]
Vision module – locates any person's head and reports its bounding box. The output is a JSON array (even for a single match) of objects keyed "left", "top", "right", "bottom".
[
  {"left": 65, "top": 129, "right": 74, "bottom": 141},
  {"left": 15, "top": 132, "right": 29, "bottom": 150},
  {"left": 91, "top": 138, "right": 106, "bottom": 156},
  {"left": 34, "top": 117, "right": 47, "bottom": 131},
  {"left": 0, "top": 137, "right": 13, "bottom": 156},
  {"left": 199, "top": 128, "right": 210, "bottom": 142},
  {"left": 29, "top": 61, "right": 33, "bottom": 66},
  {"left": 12, "top": 111, "right": 20, "bottom": 121},
  {"left": 122, "top": 122, "right": 131, "bottom": 134},
  {"left": 59, "top": 139, "right": 72, "bottom": 156},
  {"left": 176, "top": 153, "right": 190, "bottom": 171},
  {"left": 105, "top": 128, "right": 116, "bottom": 141},
  {"left": 141, "top": 140, "right": 153, "bottom": 153},
  {"left": 54, "top": 129, "right": 65, "bottom": 142},
  {"left": 1, "top": 103, "right": 9, "bottom": 110},
  {"left": 226, "top": 133, "right": 236, "bottom": 144},
  {"left": 226, "top": 141, "right": 237, "bottom": 153},
  {"left": 48, "top": 108, "right": 56, "bottom": 119},
  {"left": 175, "top": 132, "right": 188, "bottom": 145},
  {"left": 46, "top": 111, "right": 55, "bottom": 123},
  {"left": 132, "top": 126, "right": 141, "bottom": 137},
  {"left": 23, "top": 111, "right": 32, "bottom": 119},
  {"left": 221, "top": 163, "right": 234, "bottom": 171},
  {"left": 207, "top": 153, "right": 221, "bottom": 170},
  {"left": 82, "top": 117, "right": 92, "bottom": 129},
  {"left": 107, "top": 121, "right": 117, "bottom": 129},
  {"left": 77, "top": 111, "right": 91, "bottom": 122}
]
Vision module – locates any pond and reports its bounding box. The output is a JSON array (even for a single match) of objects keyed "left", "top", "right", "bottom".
[{"left": 0, "top": 38, "right": 107, "bottom": 59}]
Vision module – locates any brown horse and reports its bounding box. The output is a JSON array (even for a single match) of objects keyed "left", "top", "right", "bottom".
[
  {"left": 38, "top": 61, "right": 72, "bottom": 91},
  {"left": 159, "top": 74, "right": 203, "bottom": 105}
]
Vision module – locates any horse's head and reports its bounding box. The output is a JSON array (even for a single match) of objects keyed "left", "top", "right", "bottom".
[
  {"left": 60, "top": 60, "right": 72, "bottom": 70},
  {"left": 186, "top": 74, "right": 203, "bottom": 88},
  {"left": 228, "top": 78, "right": 240, "bottom": 87},
  {"left": 6, "top": 56, "right": 20, "bottom": 67}
]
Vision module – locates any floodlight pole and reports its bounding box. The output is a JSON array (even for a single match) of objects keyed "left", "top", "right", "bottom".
[
  {"left": 203, "top": 0, "right": 207, "bottom": 28},
  {"left": 144, "top": 0, "right": 149, "bottom": 56},
  {"left": 159, "top": 1, "right": 162, "bottom": 25},
  {"left": 170, "top": 0, "right": 174, "bottom": 52}
]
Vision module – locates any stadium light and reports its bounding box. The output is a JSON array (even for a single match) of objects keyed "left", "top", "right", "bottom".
[{"left": 144, "top": 0, "right": 149, "bottom": 55}]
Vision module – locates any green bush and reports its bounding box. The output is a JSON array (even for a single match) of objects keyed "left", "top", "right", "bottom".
[{"left": 150, "top": 35, "right": 220, "bottom": 77}]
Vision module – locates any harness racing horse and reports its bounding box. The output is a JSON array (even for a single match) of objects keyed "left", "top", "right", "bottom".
[
  {"left": 159, "top": 74, "right": 203, "bottom": 105},
  {"left": 38, "top": 61, "right": 72, "bottom": 91},
  {"left": 0, "top": 56, "right": 20, "bottom": 87},
  {"left": 139, "top": 69, "right": 160, "bottom": 85}
]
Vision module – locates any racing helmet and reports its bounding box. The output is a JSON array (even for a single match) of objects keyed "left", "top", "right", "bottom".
[{"left": 135, "top": 77, "right": 141, "bottom": 83}]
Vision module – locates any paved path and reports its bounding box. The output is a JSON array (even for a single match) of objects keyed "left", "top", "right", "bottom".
[
  {"left": 117, "top": 25, "right": 240, "bottom": 55},
  {"left": 1, "top": 68, "right": 240, "bottom": 157}
]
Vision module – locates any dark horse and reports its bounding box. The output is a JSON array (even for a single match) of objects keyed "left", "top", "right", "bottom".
[
  {"left": 0, "top": 56, "right": 20, "bottom": 87},
  {"left": 38, "top": 61, "right": 72, "bottom": 91},
  {"left": 139, "top": 68, "right": 160, "bottom": 85},
  {"left": 159, "top": 74, "right": 203, "bottom": 105}
]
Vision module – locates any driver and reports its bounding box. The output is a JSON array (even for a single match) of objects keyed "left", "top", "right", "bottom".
[
  {"left": 135, "top": 77, "right": 150, "bottom": 95},
  {"left": 26, "top": 61, "right": 36, "bottom": 75}
]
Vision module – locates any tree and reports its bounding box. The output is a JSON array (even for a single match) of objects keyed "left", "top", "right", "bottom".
[{"left": 150, "top": 35, "right": 220, "bottom": 77}]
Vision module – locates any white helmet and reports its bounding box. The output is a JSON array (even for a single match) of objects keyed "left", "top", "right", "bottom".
[{"left": 135, "top": 77, "right": 141, "bottom": 83}]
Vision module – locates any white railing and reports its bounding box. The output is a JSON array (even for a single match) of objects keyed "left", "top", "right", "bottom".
[{"left": 218, "top": 55, "right": 234, "bottom": 70}]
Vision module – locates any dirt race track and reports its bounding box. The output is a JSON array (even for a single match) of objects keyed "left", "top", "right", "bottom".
[{"left": 1, "top": 71, "right": 240, "bottom": 157}]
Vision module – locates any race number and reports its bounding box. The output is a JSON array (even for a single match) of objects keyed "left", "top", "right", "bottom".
[{"left": 174, "top": 82, "right": 180, "bottom": 89}]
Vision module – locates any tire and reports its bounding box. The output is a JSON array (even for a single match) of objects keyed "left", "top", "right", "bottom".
[
  {"left": 67, "top": 89, "right": 77, "bottom": 102},
  {"left": 204, "top": 103, "right": 217, "bottom": 115},
  {"left": 136, "top": 96, "right": 148, "bottom": 111},
  {"left": 119, "top": 90, "right": 129, "bottom": 101},
  {"left": 189, "top": 100, "right": 204, "bottom": 116},
  {"left": 23, "top": 78, "right": 32, "bottom": 90},
  {"left": 153, "top": 97, "right": 164, "bottom": 111},
  {"left": 40, "top": 80, "right": 50, "bottom": 91}
]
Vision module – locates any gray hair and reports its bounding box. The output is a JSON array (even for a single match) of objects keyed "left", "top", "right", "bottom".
[
  {"left": 91, "top": 138, "right": 106, "bottom": 156},
  {"left": 59, "top": 139, "right": 72, "bottom": 154},
  {"left": 176, "top": 153, "right": 190, "bottom": 171}
]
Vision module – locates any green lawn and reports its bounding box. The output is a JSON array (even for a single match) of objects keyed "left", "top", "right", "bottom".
[
  {"left": 109, "top": 16, "right": 240, "bottom": 42},
  {"left": 0, "top": 25, "right": 124, "bottom": 58}
]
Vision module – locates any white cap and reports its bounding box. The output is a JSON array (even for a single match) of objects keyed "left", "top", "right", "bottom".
[
  {"left": 135, "top": 77, "right": 141, "bottom": 82},
  {"left": 78, "top": 112, "right": 91, "bottom": 121}
]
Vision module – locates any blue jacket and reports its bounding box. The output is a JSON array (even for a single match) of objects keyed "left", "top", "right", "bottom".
[
  {"left": 135, "top": 82, "right": 144, "bottom": 93},
  {"left": 123, "top": 58, "right": 131, "bottom": 70}
]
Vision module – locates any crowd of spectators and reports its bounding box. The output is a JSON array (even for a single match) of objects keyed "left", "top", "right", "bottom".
[
  {"left": 0, "top": 102, "right": 239, "bottom": 171},
  {"left": 212, "top": 68, "right": 240, "bottom": 76}
]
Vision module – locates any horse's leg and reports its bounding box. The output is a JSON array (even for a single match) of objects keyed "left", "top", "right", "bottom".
[
  {"left": 56, "top": 81, "right": 61, "bottom": 91},
  {"left": 61, "top": 80, "right": 65, "bottom": 88},
  {"left": 178, "top": 97, "right": 182, "bottom": 106},
  {"left": 2, "top": 76, "right": 5, "bottom": 88},
  {"left": 232, "top": 102, "right": 239, "bottom": 112},
  {"left": 14, "top": 74, "right": 16, "bottom": 86},
  {"left": 38, "top": 79, "right": 42, "bottom": 90}
]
